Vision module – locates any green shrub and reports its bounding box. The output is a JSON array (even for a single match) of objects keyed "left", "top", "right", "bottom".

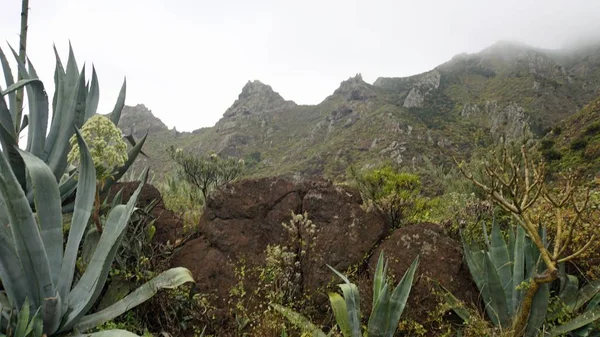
[{"left": 570, "top": 138, "right": 588, "bottom": 151}]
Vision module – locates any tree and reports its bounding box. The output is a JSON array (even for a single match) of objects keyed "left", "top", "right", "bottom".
[
  {"left": 168, "top": 146, "right": 245, "bottom": 200},
  {"left": 455, "top": 143, "right": 594, "bottom": 336}
]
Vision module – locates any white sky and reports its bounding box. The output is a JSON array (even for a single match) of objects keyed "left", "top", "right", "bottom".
[{"left": 1, "top": 0, "right": 600, "bottom": 132}]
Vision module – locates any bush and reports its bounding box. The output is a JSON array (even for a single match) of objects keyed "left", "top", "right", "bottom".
[
  {"left": 349, "top": 165, "right": 431, "bottom": 228},
  {"left": 570, "top": 138, "right": 588, "bottom": 151}
]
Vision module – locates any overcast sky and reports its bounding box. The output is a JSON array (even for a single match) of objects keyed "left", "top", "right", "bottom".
[{"left": 2, "top": 0, "right": 600, "bottom": 132}]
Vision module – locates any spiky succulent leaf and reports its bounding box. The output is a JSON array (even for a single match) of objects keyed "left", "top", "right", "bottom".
[
  {"left": 512, "top": 226, "right": 526, "bottom": 315},
  {"left": 74, "top": 267, "right": 193, "bottom": 332},
  {"left": 0, "top": 144, "right": 53, "bottom": 308},
  {"left": 385, "top": 256, "right": 419, "bottom": 337},
  {"left": 367, "top": 283, "right": 389, "bottom": 337},
  {"left": 329, "top": 293, "right": 351, "bottom": 337},
  {"left": 109, "top": 79, "right": 126, "bottom": 125},
  {"left": 61, "top": 169, "right": 148, "bottom": 332},
  {"left": 490, "top": 222, "right": 513, "bottom": 313},
  {"left": 57, "top": 128, "right": 96, "bottom": 307}
]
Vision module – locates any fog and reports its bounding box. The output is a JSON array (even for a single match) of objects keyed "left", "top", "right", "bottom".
[{"left": 1, "top": 0, "right": 600, "bottom": 131}]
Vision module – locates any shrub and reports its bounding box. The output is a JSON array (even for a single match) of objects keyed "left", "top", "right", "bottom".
[
  {"left": 349, "top": 165, "right": 430, "bottom": 228},
  {"left": 570, "top": 138, "right": 588, "bottom": 151}
]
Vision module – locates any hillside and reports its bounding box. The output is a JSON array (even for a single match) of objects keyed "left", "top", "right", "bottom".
[
  {"left": 542, "top": 95, "right": 600, "bottom": 178},
  {"left": 118, "top": 41, "right": 600, "bottom": 181}
]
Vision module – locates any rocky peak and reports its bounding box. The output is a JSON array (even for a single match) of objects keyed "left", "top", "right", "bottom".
[
  {"left": 118, "top": 104, "right": 169, "bottom": 138},
  {"left": 223, "top": 80, "right": 296, "bottom": 118},
  {"left": 333, "top": 73, "right": 376, "bottom": 101}
]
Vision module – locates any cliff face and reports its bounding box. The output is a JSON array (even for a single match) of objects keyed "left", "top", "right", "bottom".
[{"left": 118, "top": 40, "right": 600, "bottom": 180}]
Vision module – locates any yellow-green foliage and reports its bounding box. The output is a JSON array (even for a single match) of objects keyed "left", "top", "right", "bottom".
[
  {"left": 67, "top": 114, "right": 128, "bottom": 180},
  {"left": 158, "top": 173, "right": 203, "bottom": 232},
  {"left": 351, "top": 165, "right": 432, "bottom": 227}
]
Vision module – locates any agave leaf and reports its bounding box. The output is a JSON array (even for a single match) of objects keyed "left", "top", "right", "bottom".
[
  {"left": 329, "top": 293, "right": 351, "bottom": 337},
  {"left": 45, "top": 46, "right": 66, "bottom": 159},
  {"left": 75, "top": 267, "right": 193, "bottom": 332},
  {"left": 506, "top": 226, "right": 515, "bottom": 263},
  {"left": 0, "top": 93, "right": 16, "bottom": 142},
  {"left": 0, "top": 233, "right": 27, "bottom": 310},
  {"left": 574, "top": 280, "right": 600, "bottom": 312},
  {"left": 58, "top": 175, "right": 78, "bottom": 203},
  {"left": 524, "top": 282, "right": 550, "bottom": 337},
  {"left": 0, "top": 47, "right": 17, "bottom": 124},
  {"left": 41, "top": 293, "right": 61, "bottom": 335},
  {"left": 62, "top": 170, "right": 147, "bottom": 331},
  {"left": 66, "top": 330, "right": 140, "bottom": 337},
  {"left": 512, "top": 226, "right": 526, "bottom": 315},
  {"left": 483, "top": 253, "right": 510, "bottom": 328},
  {"left": 17, "top": 149, "right": 64, "bottom": 287},
  {"left": 441, "top": 286, "right": 471, "bottom": 323},
  {"left": 84, "top": 66, "right": 99, "bottom": 120},
  {"left": 559, "top": 274, "right": 580, "bottom": 310},
  {"left": 15, "top": 297, "right": 30, "bottom": 337},
  {"left": 548, "top": 305, "right": 600, "bottom": 337},
  {"left": 47, "top": 69, "right": 86, "bottom": 181},
  {"left": 385, "top": 256, "right": 419, "bottom": 337},
  {"left": 372, "top": 251, "right": 386, "bottom": 311},
  {"left": 270, "top": 304, "right": 327, "bottom": 337},
  {"left": 2, "top": 79, "right": 41, "bottom": 96},
  {"left": 102, "top": 131, "right": 148, "bottom": 194},
  {"left": 0, "top": 144, "right": 53, "bottom": 308},
  {"left": 490, "top": 221, "right": 513, "bottom": 313},
  {"left": 57, "top": 128, "right": 96, "bottom": 305},
  {"left": 586, "top": 292, "right": 600, "bottom": 312},
  {"left": 367, "top": 283, "right": 389, "bottom": 337},
  {"left": 109, "top": 79, "right": 126, "bottom": 125},
  {"left": 338, "top": 283, "right": 361, "bottom": 337},
  {"left": 461, "top": 236, "right": 486, "bottom": 292}
]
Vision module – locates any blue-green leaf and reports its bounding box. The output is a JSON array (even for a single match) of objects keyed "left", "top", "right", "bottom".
[
  {"left": 84, "top": 66, "right": 99, "bottom": 121},
  {"left": 17, "top": 149, "right": 63, "bottom": 287},
  {"left": 57, "top": 128, "right": 96, "bottom": 304},
  {"left": 0, "top": 145, "right": 53, "bottom": 308},
  {"left": 385, "top": 256, "right": 419, "bottom": 337},
  {"left": 109, "top": 79, "right": 126, "bottom": 125}
]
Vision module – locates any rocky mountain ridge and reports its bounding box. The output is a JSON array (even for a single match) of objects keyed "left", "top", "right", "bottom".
[{"left": 118, "top": 40, "right": 600, "bottom": 180}]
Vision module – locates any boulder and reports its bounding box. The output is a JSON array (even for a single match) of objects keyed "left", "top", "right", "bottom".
[{"left": 367, "top": 222, "right": 477, "bottom": 321}]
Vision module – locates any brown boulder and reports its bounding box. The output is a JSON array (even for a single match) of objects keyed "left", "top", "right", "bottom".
[
  {"left": 367, "top": 222, "right": 477, "bottom": 322},
  {"left": 172, "top": 177, "right": 387, "bottom": 316}
]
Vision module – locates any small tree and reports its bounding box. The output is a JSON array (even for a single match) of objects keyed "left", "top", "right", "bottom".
[
  {"left": 349, "top": 165, "right": 428, "bottom": 228},
  {"left": 168, "top": 146, "right": 245, "bottom": 200},
  {"left": 455, "top": 143, "right": 594, "bottom": 336}
]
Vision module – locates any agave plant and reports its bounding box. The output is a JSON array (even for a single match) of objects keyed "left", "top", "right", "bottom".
[
  {"left": 458, "top": 221, "right": 600, "bottom": 337},
  {"left": 272, "top": 252, "right": 419, "bottom": 337},
  {"left": 0, "top": 130, "right": 193, "bottom": 336},
  {"left": 0, "top": 43, "right": 146, "bottom": 208},
  {"left": 461, "top": 221, "right": 550, "bottom": 336}
]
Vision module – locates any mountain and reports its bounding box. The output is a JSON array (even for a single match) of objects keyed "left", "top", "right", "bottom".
[{"left": 118, "top": 41, "right": 600, "bottom": 181}]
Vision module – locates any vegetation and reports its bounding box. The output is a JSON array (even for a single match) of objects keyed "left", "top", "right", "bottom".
[
  {"left": 456, "top": 143, "right": 599, "bottom": 336},
  {"left": 349, "top": 165, "right": 431, "bottom": 228},
  {"left": 272, "top": 252, "right": 419, "bottom": 337},
  {"left": 167, "top": 146, "right": 245, "bottom": 200}
]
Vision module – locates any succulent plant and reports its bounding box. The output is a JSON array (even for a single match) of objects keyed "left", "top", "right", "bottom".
[
  {"left": 272, "top": 251, "right": 419, "bottom": 337},
  {"left": 0, "top": 129, "right": 193, "bottom": 336},
  {"left": 0, "top": 43, "right": 147, "bottom": 209}
]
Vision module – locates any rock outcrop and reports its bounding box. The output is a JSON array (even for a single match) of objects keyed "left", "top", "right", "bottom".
[{"left": 170, "top": 177, "right": 476, "bottom": 332}]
